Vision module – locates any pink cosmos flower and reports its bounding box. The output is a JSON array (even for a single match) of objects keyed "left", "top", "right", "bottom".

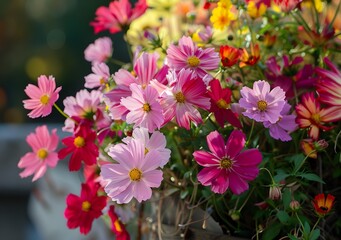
[
  {"left": 18, "top": 125, "right": 59, "bottom": 181},
  {"left": 23, "top": 75, "right": 62, "bottom": 118},
  {"left": 65, "top": 182, "right": 107, "bottom": 235},
  {"left": 121, "top": 84, "right": 164, "bottom": 132},
  {"left": 295, "top": 92, "right": 339, "bottom": 140},
  {"left": 84, "top": 37, "right": 112, "bottom": 64},
  {"left": 101, "top": 139, "right": 163, "bottom": 204},
  {"left": 274, "top": 0, "right": 302, "bottom": 12},
  {"left": 315, "top": 57, "right": 341, "bottom": 120},
  {"left": 161, "top": 69, "right": 211, "bottom": 130},
  {"left": 58, "top": 125, "right": 99, "bottom": 171},
  {"left": 193, "top": 130, "right": 262, "bottom": 195},
  {"left": 90, "top": 0, "right": 147, "bottom": 34},
  {"left": 207, "top": 79, "right": 242, "bottom": 128},
  {"left": 122, "top": 127, "right": 171, "bottom": 167},
  {"left": 63, "top": 89, "right": 106, "bottom": 132},
  {"left": 239, "top": 80, "right": 286, "bottom": 123},
  {"left": 166, "top": 36, "right": 220, "bottom": 78},
  {"left": 263, "top": 103, "right": 297, "bottom": 141},
  {"left": 84, "top": 62, "right": 112, "bottom": 89}
]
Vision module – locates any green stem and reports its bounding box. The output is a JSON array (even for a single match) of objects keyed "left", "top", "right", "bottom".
[
  {"left": 293, "top": 150, "right": 317, "bottom": 175},
  {"left": 310, "top": 217, "right": 321, "bottom": 235},
  {"left": 246, "top": 120, "right": 255, "bottom": 147},
  {"left": 260, "top": 167, "right": 276, "bottom": 184},
  {"left": 238, "top": 187, "right": 255, "bottom": 212},
  {"left": 53, "top": 104, "right": 69, "bottom": 119},
  {"left": 109, "top": 58, "right": 127, "bottom": 66},
  {"left": 295, "top": 212, "right": 305, "bottom": 235}
]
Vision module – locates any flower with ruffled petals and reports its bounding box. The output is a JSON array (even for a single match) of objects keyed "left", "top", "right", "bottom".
[
  {"left": 312, "top": 193, "right": 335, "bottom": 217},
  {"left": 263, "top": 103, "right": 297, "bottom": 141},
  {"left": 23, "top": 75, "right": 62, "bottom": 118},
  {"left": 239, "top": 44, "right": 260, "bottom": 68},
  {"left": 274, "top": 0, "right": 302, "bottom": 12},
  {"left": 108, "top": 205, "right": 130, "bottom": 240},
  {"left": 122, "top": 127, "right": 171, "bottom": 167},
  {"left": 84, "top": 62, "right": 112, "bottom": 89},
  {"left": 166, "top": 36, "right": 220, "bottom": 78},
  {"left": 295, "top": 92, "right": 339, "bottom": 139},
  {"left": 247, "top": 1, "right": 267, "bottom": 19},
  {"left": 193, "top": 130, "right": 262, "bottom": 195},
  {"left": 91, "top": 0, "right": 147, "bottom": 34},
  {"left": 207, "top": 79, "right": 242, "bottom": 128},
  {"left": 84, "top": 37, "right": 112, "bottom": 64},
  {"left": 58, "top": 125, "right": 99, "bottom": 171},
  {"left": 18, "top": 125, "right": 59, "bottom": 181},
  {"left": 65, "top": 182, "right": 107, "bottom": 235},
  {"left": 121, "top": 84, "right": 164, "bottom": 132},
  {"left": 101, "top": 139, "right": 163, "bottom": 204},
  {"left": 239, "top": 80, "right": 286, "bottom": 123},
  {"left": 161, "top": 69, "right": 211, "bottom": 130}
]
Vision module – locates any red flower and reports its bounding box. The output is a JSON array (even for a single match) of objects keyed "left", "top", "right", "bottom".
[
  {"left": 58, "top": 125, "right": 99, "bottom": 171},
  {"left": 108, "top": 205, "right": 130, "bottom": 240},
  {"left": 207, "top": 79, "right": 242, "bottom": 128},
  {"left": 312, "top": 193, "right": 335, "bottom": 217},
  {"left": 219, "top": 45, "right": 241, "bottom": 67},
  {"left": 239, "top": 44, "right": 260, "bottom": 68},
  {"left": 65, "top": 183, "right": 107, "bottom": 235}
]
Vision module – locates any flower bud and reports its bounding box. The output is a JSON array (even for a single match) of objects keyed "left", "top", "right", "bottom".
[
  {"left": 269, "top": 185, "right": 282, "bottom": 201},
  {"left": 314, "top": 139, "right": 328, "bottom": 151},
  {"left": 229, "top": 210, "right": 240, "bottom": 221},
  {"left": 290, "top": 200, "right": 300, "bottom": 211}
]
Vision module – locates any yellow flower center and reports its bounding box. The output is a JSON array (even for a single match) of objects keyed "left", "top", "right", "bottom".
[
  {"left": 40, "top": 95, "right": 50, "bottom": 105},
  {"left": 220, "top": 157, "right": 233, "bottom": 169},
  {"left": 257, "top": 100, "right": 267, "bottom": 111},
  {"left": 144, "top": 148, "right": 149, "bottom": 155},
  {"left": 74, "top": 136, "right": 85, "bottom": 148},
  {"left": 175, "top": 92, "right": 185, "bottom": 103},
  {"left": 37, "top": 149, "right": 48, "bottom": 159},
  {"left": 311, "top": 113, "right": 320, "bottom": 124},
  {"left": 216, "top": 99, "right": 229, "bottom": 109},
  {"left": 142, "top": 103, "right": 151, "bottom": 112},
  {"left": 100, "top": 78, "right": 106, "bottom": 85},
  {"left": 82, "top": 201, "right": 91, "bottom": 212},
  {"left": 187, "top": 56, "right": 200, "bottom": 67},
  {"left": 129, "top": 168, "right": 142, "bottom": 181}
]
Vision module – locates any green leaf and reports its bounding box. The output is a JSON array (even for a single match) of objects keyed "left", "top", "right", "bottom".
[
  {"left": 303, "top": 221, "right": 311, "bottom": 236},
  {"left": 299, "top": 173, "right": 325, "bottom": 184},
  {"left": 276, "top": 210, "right": 290, "bottom": 225},
  {"left": 287, "top": 233, "right": 299, "bottom": 240},
  {"left": 180, "top": 190, "right": 189, "bottom": 199},
  {"left": 274, "top": 172, "right": 290, "bottom": 182},
  {"left": 282, "top": 188, "right": 291, "bottom": 210},
  {"left": 262, "top": 222, "right": 281, "bottom": 240},
  {"left": 310, "top": 229, "right": 320, "bottom": 240},
  {"left": 287, "top": 154, "right": 305, "bottom": 173}
]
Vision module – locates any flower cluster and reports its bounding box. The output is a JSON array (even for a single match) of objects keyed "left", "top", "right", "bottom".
[{"left": 19, "top": 0, "right": 340, "bottom": 239}]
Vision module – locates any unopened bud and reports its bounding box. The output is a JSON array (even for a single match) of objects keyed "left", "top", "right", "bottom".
[
  {"left": 229, "top": 210, "right": 240, "bottom": 221},
  {"left": 290, "top": 200, "right": 300, "bottom": 211},
  {"left": 314, "top": 139, "right": 328, "bottom": 151},
  {"left": 269, "top": 185, "right": 282, "bottom": 201}
]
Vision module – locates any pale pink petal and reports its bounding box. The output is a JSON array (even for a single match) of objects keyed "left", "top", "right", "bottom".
[{"left": 193, "top": 150, "right": 220, "bottom": 167}]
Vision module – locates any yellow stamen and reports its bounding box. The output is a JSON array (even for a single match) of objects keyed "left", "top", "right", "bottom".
[
  {"left": 142, "top": 103, "right": 151, "bottom": 112},
  {"left": 82, "top": 201, "right": 91, "bottom": 212},
  {"left": 220, "top": 157, "right": 233, "bottom": 169},
  {"left": 129, "top": 168, "right": 142, "bottom": 181},
  {"left": 114, "top": 220, "right": 122, "bottom": 232},
  {"left": 216, "top": 99, "right": 229, "bottom": 109},
  {"left": 311, "top": 113, "right": 320, "bottom": 124},
  {"left": 175, "top": 92, "right": 185, "bottom": 103},
  {"left": 144, "top": 148, "right": 149, "bottom": 155},
  {"left": 74, "top": 136, "right": 85, "bottom": 148},
  {"left": 257, "top": 100, "right": 267, "bottom": 111},
  {"left": 40, "top": 95, "right": 50, "bottom": 105},
  {"left": 187, "top": 56, "right": 200, "bottom": 67},
  {"left": 37, "top": 149, "right": 48, "bottom": 159}
]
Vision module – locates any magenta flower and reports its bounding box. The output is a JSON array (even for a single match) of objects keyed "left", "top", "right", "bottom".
[
  {"left": 84, "top": 62, "right": 112, "bottom": 89},
  {"left": 23, "top": 75, "right": 62, "bottom": 118},
  {"left": 239, "top": 80, "right": 286, "bottom": 123},
  {"left": 122, "top": 127, "right": 171, "bottom": 167},
  {"left": 18, "top": 125, "right": 59, "bottom": 181},
  {"left": 58, "top": 125, "right": 99, "bottom": 171},
  {"left": 84, "top": 37, "right": 112, "bottom": 64},
  {"left": 166, "top": 36, "right": 220, "bottom": 78},
  {"left": 90, "top": 0, "right": 147, "bottom": 34},
  {"left": 161, "top": 69, "right": 211, "bottom": 130},
  {"left": 101, "top": 139, "right": 163, "bottom": 204},
  {"left": 121, "top": 84, "right": 164, "bottom": 132},
  {"left": 263, "top": 103, "right": 297, "bottom": 141},
  {"left": 207, "top": 79, "right": 242, "bottom": 128},
  {"left": 193, "top": 130, "right": 262, "bottom": 195}
]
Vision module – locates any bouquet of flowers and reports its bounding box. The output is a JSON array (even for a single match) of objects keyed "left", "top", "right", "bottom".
[{"left": 18, "top": 0, "right": 341, "bottom": 239}]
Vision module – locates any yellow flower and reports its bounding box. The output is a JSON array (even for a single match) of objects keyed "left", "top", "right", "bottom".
[
  {"left": 210, "top": 6, "right": 236, "bottom": 30},
  {"left": 301, "top": 0, "right": 324, "bottom": 13},
  {"left": 247, "top": 1, "right": 267, "bottom": 19},
  {"left": 218, "top": 0, "right": 232, "bottom": 9}
]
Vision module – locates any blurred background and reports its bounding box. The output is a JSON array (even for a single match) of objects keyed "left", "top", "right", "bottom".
[{"left": 0, "top": 0, "right": 128, "bottom": 239}]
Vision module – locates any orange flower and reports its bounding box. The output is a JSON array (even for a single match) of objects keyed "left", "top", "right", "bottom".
[
  {"left": 312, "top": 193, "right": 335, "bottom": 217},
  {"left": 239, "top": 44, "right": 260, "bottom": 67},
  {"left": 219, "top": 45, "right": 241, "bottom": 67}
]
